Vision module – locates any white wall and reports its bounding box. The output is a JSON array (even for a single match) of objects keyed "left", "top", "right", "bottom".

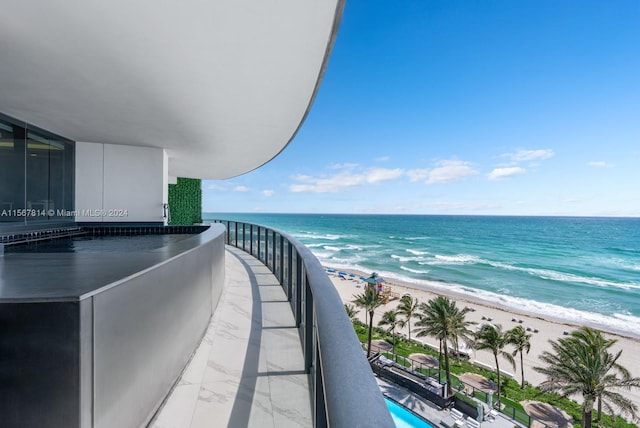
[
  {"left": 163, "top": 152, "right": 169, "bottom": 225},
  {"left": 1, "top": 1, "right": 343, "bottom": 180},
  {"left": 75, "top": 142, "right": 167, "bottom": 223}
]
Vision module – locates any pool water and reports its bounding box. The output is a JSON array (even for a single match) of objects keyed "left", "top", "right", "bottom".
[
  {"left": 385, "top": 398, "right": 434, "bottom": 428},
  {"left": 5, "top": 234, "right": 193, "bottom": 253}
]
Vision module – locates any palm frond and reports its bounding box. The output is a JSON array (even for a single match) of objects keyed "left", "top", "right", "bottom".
[{"left": 534, "top": 326, "right": 640, "bottom": 423}]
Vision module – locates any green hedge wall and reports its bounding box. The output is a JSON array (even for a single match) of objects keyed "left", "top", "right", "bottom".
[{"left": 168, "top": 178, "right": 202, "bottom": 225}]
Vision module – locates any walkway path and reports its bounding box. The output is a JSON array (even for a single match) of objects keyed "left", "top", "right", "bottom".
[{"left": 150, "top": 246, "right": 311, "bottom": 427}]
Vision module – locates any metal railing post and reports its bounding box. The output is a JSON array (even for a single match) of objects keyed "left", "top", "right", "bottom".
[
  {"left": 304, "top": 276, "right": 314, "bottom": 372},
  {"left": 286, "top": 242, "right": 293, "bottom": 300},
  {"left": 279, "top": 235, "right": 284, "bottom": 282},
  {"left": 264, "top": 228, "right": 269, "bottom": 265},
  {"left": 271, "top": 230, "right": 277, "bottom": 273},
  {"left": 295, "top": 254, "right": 303, "bottom": 326},
  {"left": 249, "top": 224, "right": 253, "bottom": 255},
  {"left": 234, "top": 221, "right": 238, "bottom": 247},
  {"left": 241, "top": 223, "right": 245, "bottom": 252},
  {"left": 314, "top": 341, "right": 327, "bottom": 428}
]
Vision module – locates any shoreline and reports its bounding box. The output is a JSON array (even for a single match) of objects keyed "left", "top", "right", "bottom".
[
  {"left": 325, "top": 265, "right": 640, "bottom": 411},
  {"left": 325, "top": 265, "right": 640, "bottom": 342}
]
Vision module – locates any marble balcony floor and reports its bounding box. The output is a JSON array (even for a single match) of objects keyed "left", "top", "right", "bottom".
[{"left": 150, "top": 246, "right": 311, "bottom": 428}]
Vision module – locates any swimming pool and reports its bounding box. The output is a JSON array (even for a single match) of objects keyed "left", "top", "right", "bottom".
[
  {"left": 385, "top": 398, "right": 434, "bottom": 428},
  {"left": 5, "top": 233, "right": 193, "bottom": 253}
]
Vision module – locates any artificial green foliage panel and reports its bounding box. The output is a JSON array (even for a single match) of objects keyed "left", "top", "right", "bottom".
[{"left": 168, "top": 178, "right": 202, "bottom": 225}]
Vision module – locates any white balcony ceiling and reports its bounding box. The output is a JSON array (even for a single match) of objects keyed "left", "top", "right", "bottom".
[{"left": 0, "top": 0, "right": 343, "bottom": 179}]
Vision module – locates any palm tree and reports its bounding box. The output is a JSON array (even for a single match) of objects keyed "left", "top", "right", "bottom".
[
  {"left": 352, "top": 287, "right": 385, "bottom": 357},
  {"left": 474, "top": 323, "right": 516, "bottom": 406},
  {"left": 507, "top": 325, "right": 531, "bottom": 389},
  {"left": 414, "top": 296, "right": 474, "bottom": 397},
  {"left": 344, "top": 304, "right": 360, "bottom": 323},
  {"left": 396, "top": 295, "right": 419, "bottom": 342},
  {"left": 378, "top": 310, "right": 405, "bottom": 353},
  {"left": 534, "top": 327, "right": 640, "bottom": 428}
]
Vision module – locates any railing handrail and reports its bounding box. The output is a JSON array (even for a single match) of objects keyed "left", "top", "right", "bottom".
[{"left": 213, "top": 220, "right": 395, "bottom": 428}]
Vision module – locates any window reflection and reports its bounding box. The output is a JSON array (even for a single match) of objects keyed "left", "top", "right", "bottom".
[
  {"left": 0, "top": 114, "right": 74, "bottom": 224},
  {"left": 0, "top": 121, "right": 26, "bottom": 222}
]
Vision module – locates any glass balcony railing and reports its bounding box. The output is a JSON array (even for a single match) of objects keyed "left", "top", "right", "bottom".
[{"left": 212, "top": 220, "right": 395, "bottom": 428}]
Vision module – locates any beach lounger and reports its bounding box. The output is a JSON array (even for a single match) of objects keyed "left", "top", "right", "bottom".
[
  {"left": 451, "top": 409, "right": 464, "bottom": 420},
  {"left": 488, "top": 409, "right": 499, "bottom": 421},
  {"left": 378, "top": 355, "right": 394, "bottom": 366},
  {"left": 466, "top": 417, "right": 481, "bottom": 428},
  {"left": 441, "top": 409, "right": 465, "bottom": 428},
  {"left": 454, "top": 420, "right": 466, "bottom": 428}
]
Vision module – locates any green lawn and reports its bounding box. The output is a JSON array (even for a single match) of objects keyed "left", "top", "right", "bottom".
[{"left": 353, "top": 322, "right": 636, "bottom": 428}]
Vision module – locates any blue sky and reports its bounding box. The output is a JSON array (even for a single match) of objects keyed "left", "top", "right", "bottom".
[{"left": 203, "top": 0, "right": 640, "bottom": 217}]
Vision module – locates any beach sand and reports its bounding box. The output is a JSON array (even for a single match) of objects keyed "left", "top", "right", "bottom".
[{"left": 328, "top": 269, "right": 640, "bottom": 413}]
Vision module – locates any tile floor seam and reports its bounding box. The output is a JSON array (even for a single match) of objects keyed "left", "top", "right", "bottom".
[
  {"left": 152, "top": 246, "right": 311, "bottom": 428},
  {"left": 185, "top": 258, "right": 243, "bottom": 428},
  {"left": 196, "top": 251, "right": 253, "bottom": 428},
  {"left": 261, "top": 307, "right": 279, "bottom": 428}
]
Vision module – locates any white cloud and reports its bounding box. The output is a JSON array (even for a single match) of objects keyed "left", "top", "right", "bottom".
[
  {"left": 407, "top": 160, "right": 477, "bottom": 184},
  {"left": 233, "top": 185, "right": 250, "bottom": 192},
  {"left": 406, "top": 168, "right": 430, "bottom": 182},
  {"left": 262, "top": 190, "right": 275, "bottom": 197},
  {"left": 587, "top": 161, "right": 615, "bottom": 168},
  {"left": 206, "top": 183, "right": 227, "bottom": 190},
  {"left": 503, "top": 149, "right": 554, "bottom": 162},
  {"left": 289, "top": 159, "right": 476, "bottom": 193},
  {"left": 425, "top": 160, "right": 478, "bottom": 184},
  {"left": 488, "top": 167, "right": 526, "bottom": 180},
  {"left": 290, "top": 167, "right": 404, "bottom": 193},
  {"left": 293, "top": 174, "right": 313, "bottom": 182},
  {"left": 329, "top": 162, "right": 359, "bottom": 170},
  {"left": 367, "top": 168, "right": 403, "bottom": 183},
  {"left": 376, "top": 156, "right": 390, "bottom": 162}
]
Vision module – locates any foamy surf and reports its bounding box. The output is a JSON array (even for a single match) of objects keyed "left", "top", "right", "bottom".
[
  {"left": 204, "top": 214, "right": 640, "bottom": 338},
  {"left": 326, "top": 262, "right": 640, "bottom": 339}
]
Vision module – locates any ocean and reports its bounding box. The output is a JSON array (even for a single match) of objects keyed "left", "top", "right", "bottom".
[{"left": 203, "top": 213, "right": 640, "bottom": 339}]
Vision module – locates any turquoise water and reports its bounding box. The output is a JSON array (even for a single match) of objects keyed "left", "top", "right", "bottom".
[
  {"left": 385, "top": 398, "right": 433, "bottom": 428},
  {"left": 204, "top": 213, "right": 640, "bottom": 338}
]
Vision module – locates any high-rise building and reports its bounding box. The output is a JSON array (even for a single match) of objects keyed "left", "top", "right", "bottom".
[{"left": 0, "top": 3, "right": 395, "bottom": 428}]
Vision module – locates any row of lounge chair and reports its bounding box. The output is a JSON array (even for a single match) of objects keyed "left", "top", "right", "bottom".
[{"left": 442, "top": 408, "right": 481, "bottom": 428}]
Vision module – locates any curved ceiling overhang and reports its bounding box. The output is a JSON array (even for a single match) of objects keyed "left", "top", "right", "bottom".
[{"left": 0, "top": 0, "right": 345, "bottom": 179}]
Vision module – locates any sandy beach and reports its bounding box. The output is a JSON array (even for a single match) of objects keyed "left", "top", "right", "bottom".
[{"left": 327, "top": 268, "right": 640, "bottom": 413}]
